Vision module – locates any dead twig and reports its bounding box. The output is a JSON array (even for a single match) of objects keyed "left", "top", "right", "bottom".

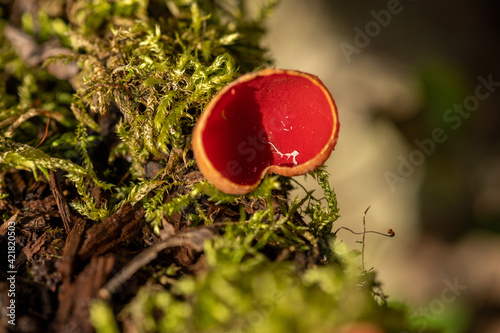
[
  {"left": 49, "top": 171, "right": 72, "bottom": 232},
  {"left": 98, "top": 227, "right": 214, "bottom": 300}
]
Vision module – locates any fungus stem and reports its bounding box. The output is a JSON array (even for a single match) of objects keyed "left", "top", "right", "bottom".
[
  {"left": 333, "top": 206, "right": 395, "bottom": 271},
  {"left": 362, "top": 206, "right": 368, "bottom": 271}
]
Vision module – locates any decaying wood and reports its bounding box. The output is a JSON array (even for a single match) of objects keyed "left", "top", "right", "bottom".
[
  {"left": 21, "top": 231, "right": 48, "bottom": 261},
  {"left": 22, "top": 194, "right": 57, "bottom": 218},
  {"left": 78, "top": 203, "right": 145, "bottom": 261},
  {"left": 57, "top": 217, "right": 87, "bottom": 284},
  {"left": 4, "top": 171, "right": 27, "bottom": 204},
  {"left": 49, "top": 171, "right": 72, "bottom": 232},
  {"left": 0, "top": 211, "right": 18, "bottom": 236},
  {"left": 54, "top": 254, "right": 116, "bottom": 333}
]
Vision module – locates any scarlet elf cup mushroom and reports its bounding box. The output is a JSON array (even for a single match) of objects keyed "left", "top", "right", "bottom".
[{"left": 192, "top": 69, "right": 339, "bottom": 195}]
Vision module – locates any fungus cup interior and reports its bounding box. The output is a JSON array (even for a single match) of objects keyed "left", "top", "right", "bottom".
[{"left": 193, "top": 69, "right": 339, "bottom": 194}]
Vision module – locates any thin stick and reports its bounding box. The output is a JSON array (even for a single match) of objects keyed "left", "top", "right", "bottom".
[
  {"left": 333, "top": 206, "right": 395, "bottom": 271},
  {"left": 98, "top": 227, "right": 214, "bottom": 300},
  {"left": 361, "top": 206, "right": 369, "bottom": 271},
  {"left": 334, "top": 227, "right": 395, "bottom": 238},
  {"left": 35, "top": 111, "right": 51, "bottom": 148}
]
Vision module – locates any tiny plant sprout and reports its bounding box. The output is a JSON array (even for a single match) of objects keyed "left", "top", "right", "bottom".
[{"left": 192, "top": 69, "right": 340, "bottom": 195}]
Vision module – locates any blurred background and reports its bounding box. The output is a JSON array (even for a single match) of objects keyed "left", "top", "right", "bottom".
[{"left": 264, "top": 0, "right": 500, "bottom": 332}]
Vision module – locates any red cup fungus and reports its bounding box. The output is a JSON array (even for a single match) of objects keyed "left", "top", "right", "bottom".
[{"left": 192, "top": 69, "right": 339, "bottom": 195}]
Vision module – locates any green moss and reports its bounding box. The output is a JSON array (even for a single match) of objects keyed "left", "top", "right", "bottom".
[{"left": 118, "top": 241, "right": 410, "bottom": 333}]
